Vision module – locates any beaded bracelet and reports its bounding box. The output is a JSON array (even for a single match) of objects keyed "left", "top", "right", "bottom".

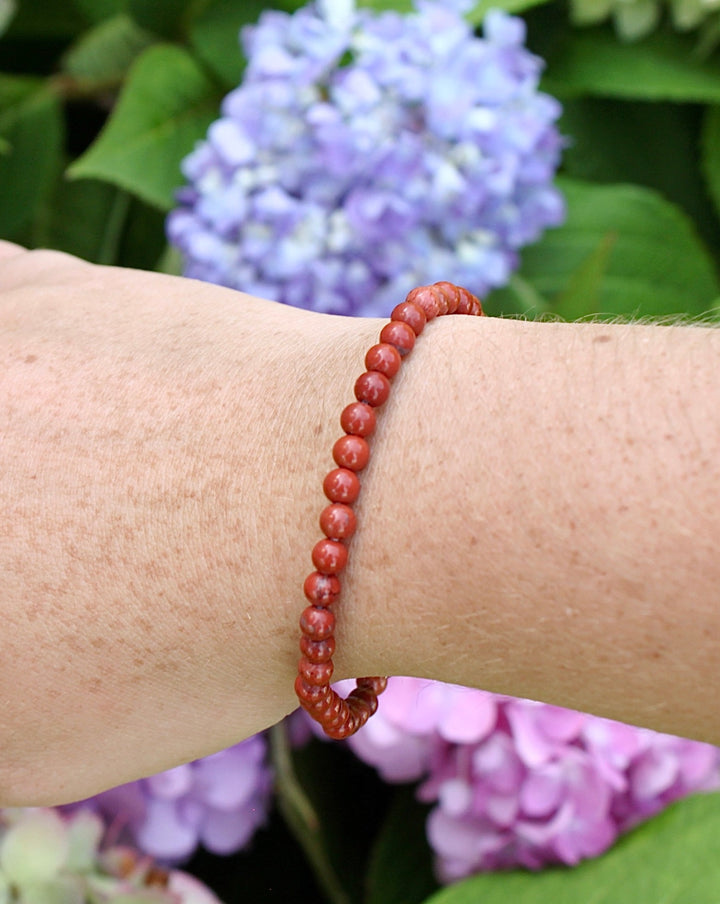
[{"left": 295, "top": 282, "right": 484, "bottom": 739}]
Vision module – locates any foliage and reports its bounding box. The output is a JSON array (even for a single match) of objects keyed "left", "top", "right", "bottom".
[{"left": 1, "top": 1, "right": 720, "bottom": 903}]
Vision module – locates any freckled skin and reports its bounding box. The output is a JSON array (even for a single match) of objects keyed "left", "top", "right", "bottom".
[{"left": 0, "top": 243, "right": 719, "bottom": 804}]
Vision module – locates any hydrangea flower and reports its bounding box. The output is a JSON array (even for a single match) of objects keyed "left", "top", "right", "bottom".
[
  {"left": 168, "top": 0, "right": 564, "bottom": 316},
  {"left": 326, "top": 678, "right": 720, "bottom": 882},
  {"left": 0, "top": 807, "right": 221, "bottom": 904},
  {"left": 66, "top": 735, "right": 273, "bottom": 864}
]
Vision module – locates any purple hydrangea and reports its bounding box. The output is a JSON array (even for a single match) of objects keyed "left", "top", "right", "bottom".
[
  {"left": 168, "top": 0, "right": 565, "bottom": 316},
  {"left": 324, "top": 678, "right": 720, "bottom": 882},
  {"left": 67, "top": 735, "right": 273, "bottom": 864}
]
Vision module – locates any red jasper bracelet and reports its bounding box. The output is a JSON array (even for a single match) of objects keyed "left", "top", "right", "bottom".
[{"left": 295, "top": 282, "right": 484, "bottom": 739}]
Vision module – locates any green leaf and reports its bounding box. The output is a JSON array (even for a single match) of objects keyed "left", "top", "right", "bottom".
[
  {"left": 543, "top": 26, "right": 720, "bottom": 102},
  {"left": 0, "top": 79, "right": 63, "bottom": 237},
  {"left": 702, "top": 105, "right": 720, "bottom": 223},
  {"left": 0, "top": 0, "right": 16, "bottom": 37},
  {"left": 32, "top": 179, "right": 128, "bottom": 263},
  {"left": 508, "top": 178, "right": 719, "bottom": 318},
  {"left": 465, "top": 0, "right": 553, "bottom": 24},
  {"left": 126, "top": 0, "right": 203, "bottom": 38},
  {"left": 423, "top": 793, "right": 720, "bottom": 904},
  {"left": 71, "top": 0, "right": 125, "bottom": 24},
  {"left": 6, "top": 0, "right": 85, "bottom": 38},
  {"left": 61, "top": 14, "right": 156, "bottom": 84},
  {"left": 552, "top": 231, "right": 616, "bottom": 321},
  {"left": 189, "top": 0, "right": 266, "bottom": 87},
  {"left": 67, "top": 44, "right": 221, "bottom": 210},
  {"left": 366, "top": 787, "right": 439, "bottom": 904},
  {"left": 357, "top": 0, "right": 413, "bottom": 12}
]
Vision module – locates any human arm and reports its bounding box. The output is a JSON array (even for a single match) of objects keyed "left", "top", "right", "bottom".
[{"left": 0, "top": 243, "right": 718, "bottom": 805}]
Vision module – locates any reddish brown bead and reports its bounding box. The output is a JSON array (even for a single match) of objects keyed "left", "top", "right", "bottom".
[
  {"left": 300, "top": 635, "right": 336, "bottom": 663},
  {"left": 323, "top": 468, "right": 360, "bottom": 503},
  {"left": 365, "top": 343, "right": 402, "bottom": 378},
  {"left": 295, "top": 675, "right": 330, "bottom": 705},
  {"left": 390, "top": 301, "right": 427, "bottom": 336},
  {"left": 322, "top": 698, "right": 349, "bottom": 728},
  {"left": 354, "top": 370, "right": 391, "bottom": 407},
  {"left": 356, "top": 676, "right": 388, "bottom": 695},
  {"left": 349, "top": 688, "right": 379, "bottom": 717},
  {"left": 303, "top": 572, "right": 341, "bottom": 605},
  {"left": 299, "top": 605, "right": 335, "bottom": 639},
  {"left": 455, "top": 286, "right": 483, "bottom": 316},
  {"left": 312, "top": 538, "right": 348, "bottom": 574},
  {"left": 326, "top": 715, "right": 358, "bottom": 740},
  {"left": 332, "top": 434, "right": 370, "bottom": 471},
  {"left": 432, "top": 281, "right": 460, "bottom": 314},
  {"left": 299, "top": 657, "right": 334, "bottom": 686},
  {"left": 320, "top": 503, "right": 357, "bottom": 540},
  {"left": 379, "top": 320, "right": 416, "bottom": 356},
  {"left": 340, "top": 401, "right": 376, "bottom": 437},
  {"left": 405, "top": 286, "right": 439, "bottom": 321},
  {"left": 311, "top": 692, "right": 344, "bottom": 723}
]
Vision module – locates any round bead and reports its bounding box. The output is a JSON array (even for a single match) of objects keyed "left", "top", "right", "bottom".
[
  {"left": 303, "top": 572, "right": 341, "bottom": 605},
  {"left": 312, "top": 538, "right": 348, "bottom": 574},
  {"left": 320, "top": 503, "right": 357, "bottom": 540},
  {"left": 404, "top": 286, "right": 439, "bottom": 321},
  {"left": 455, "top": 287, "right": 475, "bottom": 315},
  {"left": 294, "top": 675, "right": 330, "bottom": 705},
  {"left": 354, "top": 370, "right": 391, "bottom": 407},
  {"left": 365, "top": 343, "right": 402, "bottom": 378},
  {"left": 390, "top": 301, "right": 427, "bottom": 336},
  {"left": 349, "top": 688, "right": 379, "bottom": 717},
  {"left": 326, "top": 715, "right": 358, "bottom": 740},
  {"left": 379, "top": 320, "right": 416, "bottom": 356},
  {"left": 300, "top": 635, "right": 336, "bottom": 663},
  {"left": 323, "top": 468, "right": 361, "bottom": 504},
  {"left": 356, "top": 676, "right": 388, "bottom": 695},
  {"left": 332, "top": 434, "right": 370, "bottom": 471},
  {"left": 299, "top": 657, "right": 334, "bottom": 686},
  {"left": 299, "top": 605, "right": 335, "bottom": 639},
  {"left": 340, "top": 402, "right": 376, "bottom": 437},
  {"left": 312, "top": 693, "right": 344, "bottom": 723},
  {"left": 431, "top": 282, "right": 460, "bottom": 314}
]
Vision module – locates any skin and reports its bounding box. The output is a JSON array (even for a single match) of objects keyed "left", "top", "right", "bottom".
[{"left": 0, "top": 240, "right": 718, "bottom": 806}]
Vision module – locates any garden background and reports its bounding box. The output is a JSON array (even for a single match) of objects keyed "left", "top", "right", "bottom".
[{"left": 1, "top": 0, "right": 720, "bottom": 902}]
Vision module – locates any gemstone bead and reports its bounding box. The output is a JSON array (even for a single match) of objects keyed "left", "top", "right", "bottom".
[
  {"left": 323, "top": 468, "right": 361, "bottom": 503},
  {"left": 300, "top": 635, "right": 336, "bottom": 663},
  {"left": 380, "top": 320, "right": 416, "bottom": 356},
  {"left": 365, "top": 343, "right": 402, "bottom": 378},
  {"left": 340, "top": 401, "right": 376, "bottom": 437},
  {"left": 404, "top": 286, "right": 439, "bottom": 321},
  {"left": 294, "top": 675, "right": 330, "bottom": 705},
  {"left": 303, "top": 571, "right": 341, "bottom": 605},
  {"left": 312, "top": 538, "right": 348, "bottom": 574},
  {"left": 354, "top": 370, "right": 391, "bottom": 407},
  {"left": 320, "top": 503, "right": 357, "bottom": 540},
  {"left": 433, "top": 282, "right": 461, "bottom": 314},
  {"left": 299, "top": 657, "right": 334, "bottom": 686},
  {"left": 332, "top": 434, "right": 370, "bottom": 471},
  {"left": 299, "top": 605, "right": 335, "bottom": 639},
  {"left": 390, "top": 301, "right": 427, "bottom": 336}
]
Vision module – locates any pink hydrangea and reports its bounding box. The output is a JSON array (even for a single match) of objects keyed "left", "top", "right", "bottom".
[{"left": 330, "top": 678, "right": 720, "bottom": 882}]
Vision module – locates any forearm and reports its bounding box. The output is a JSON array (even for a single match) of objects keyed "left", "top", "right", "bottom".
[
  {"left": 340, "top": 316, "right": 720, "bottom": 743},
  {"left": 1, "top": 250, "right": 718, "bottom": 804}
]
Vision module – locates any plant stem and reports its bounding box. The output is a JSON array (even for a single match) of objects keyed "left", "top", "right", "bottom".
[{"left": 269, "top": 722, "right": 353, "bottom": 904}]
